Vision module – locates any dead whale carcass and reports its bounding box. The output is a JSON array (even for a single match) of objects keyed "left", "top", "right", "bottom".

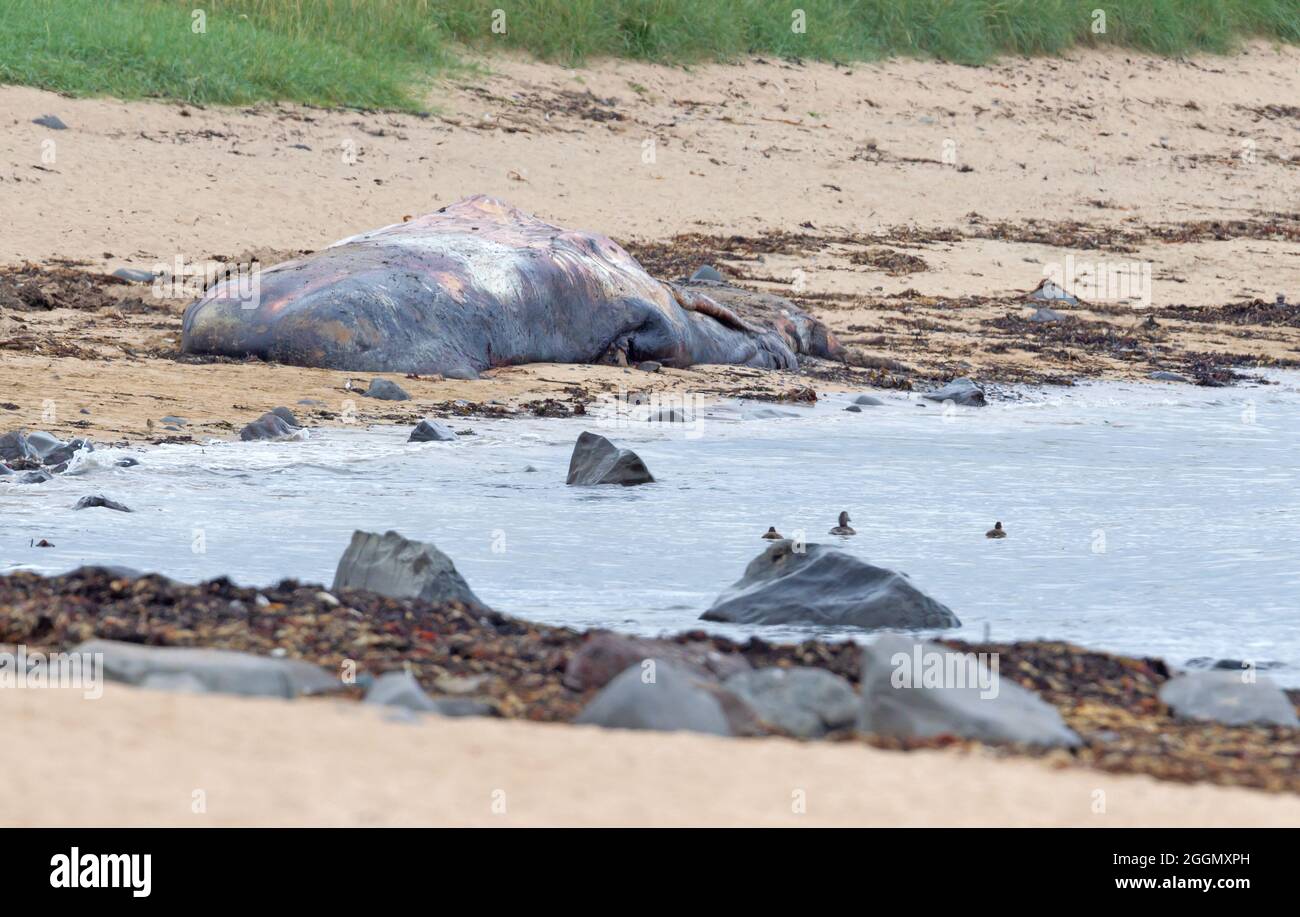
[{"left": 181, "top": 196, "right": 840, "bottom": 378}]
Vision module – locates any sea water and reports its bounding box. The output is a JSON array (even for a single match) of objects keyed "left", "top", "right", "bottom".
[{"left": 4, "top": 375, "right": 1299, "bottom": 683}]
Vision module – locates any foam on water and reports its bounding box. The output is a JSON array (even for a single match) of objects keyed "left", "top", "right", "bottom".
[{"left": 5, "top": 374, "right": 1300, "bottom": 682}]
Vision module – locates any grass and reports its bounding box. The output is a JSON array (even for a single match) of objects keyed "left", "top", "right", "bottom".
[{"left": 0, "top": 0, "right": 1296, "bottom": 111}]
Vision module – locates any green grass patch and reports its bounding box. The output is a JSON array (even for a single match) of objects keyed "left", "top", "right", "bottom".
[{"left": 1, "top": 0, "right": 1296, "bottom": 110}]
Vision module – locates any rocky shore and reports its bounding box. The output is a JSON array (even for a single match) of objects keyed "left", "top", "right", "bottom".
[{"left": 4, "top": 562, "right": 1297, "bottom": 794}]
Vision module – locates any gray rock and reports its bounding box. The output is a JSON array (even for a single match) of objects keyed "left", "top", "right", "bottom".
[
  {"left": 857, "top": 635, "right": 1081, "bottom": 746},
  {"left": 922, "top": 378, "right": 986, "bottom": 407},
  {"left": 637, "top": 360, "right": 662, "bottom": 373},
  {"left": 115, "top": 457, "right": 140, "bottom": 468},
  {"left": 297, "top": 398, "right": 326, "bottom": 407},
  {"left": 239, "top": 411, "right": 299, "bottom": 441},
  {"left": 139, "top": 672, "right": 209, "bottom": 693},
  {"left": 575, "top": 662, "right": 746, "bottom": 736},
  {"left": 564, "top": 632, "right": 751, "bottom": 692},
  {"left": 409, "top": 419, "right": 456, "bottom": 442},
  {"left": 1149, "top": 371, "right": 1192, "bottom": 383},
  {"left": 33, "top": 114, "right": 68, "bottom": 130},
  {"left": 27, "top": 432, "right": 92, "bottom": 466},
  {"left": 723, "top": 667, "right": 858, "bottom": 738},
  {"left": 362, "top": 378, "right": 411, "bottom": 401},
  {"left": 365, "top": 670, "right": 439, "bottom": 712},
  {"left": 111, "top": 268, "right": 155, "bottom": 283},
  {"left": 843, "top": 405, "right": 862, "bottom": 413},
  {"left": 73, "top": 495, "right": 132, "bottom": 512},
  {"left": 1029, "top": 306, "right": 1066, "bottom": 323},
  {"left": 332, "top": 529, "right": 487, "bottom": 608},
  {"left": 16, "top": 470, "right": 52, "bottom": 484},
  {"left": 852, "top": 394, "right": 885, "bottom": 406},
  {"left": 565, "top": 431, "right": 654, "bottom": 486},
  {"left": 159, "top": 415, "right": 187, "bottom": 426},
  {"left": 1185, "top": 657, "right": 1283, "bottom": 672},
  {"left": 701, "top": 540, "right": 960, "bottom": 630},
  {"left": 269, "top": 406, "right": 300, "bottom": 427},
  {"left": 1159, "top": 671, "right": 1299, "bottom": 727},
  {"left": 0, "top": 430, "right": 34, "bottom": 463},
  {"left": 743, "top": 407, "right": 801, "bottom": 419},
  {"left": 76, "top": 639, "right": 339, "bottom": 699},
  {"left": 690, "top": 265, "right": 725, "bottom": 282}
]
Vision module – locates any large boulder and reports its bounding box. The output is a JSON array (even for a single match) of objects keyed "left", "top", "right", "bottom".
[
  {"left": 362, "top": 378, "right": 411, "bottom": 401},
  {"left": 565, "top": 431, "right": 654, "bottom": 486},
  {"left": 921, "top": 378, "right": 986, "bottom": 407},
  {"left": 700, "top": 540, "right": 960, "bottom": 629},
  {"left": 1159, "top": 671, "right": 1299, "bottom": 727},
  {"left": 563, "top": 632, "right": 750, "bottom": 692},
  {"left": 239, "top": 411, "right": 299, "bottom": 442},
  {"left": 409, "top": 419, "right": 456, "bottom": 442},
  {"left": 332, "top": 529, "right": 486, "bottom": 608},
  {"left": 77, "top": 639, "right": 339, "bottom": 699},
  {"left": 857, "top": 635, "right": 1080, "bottom": 747},
  {"left": 722, "top": 667, "right": 858, "bottom": 738},
  {"left": 575, "top": 661, "right": 757, "bottom": 736}
]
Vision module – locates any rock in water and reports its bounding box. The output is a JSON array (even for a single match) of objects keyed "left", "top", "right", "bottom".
[
  {"left": 565, "top": 431, "right": 654, "bottom": 486},
  {"left": 1149, "top": 371, "right": 1192, "bottom": 384},
  {"left": 700, "top": 540, "right": 960, "bottom": 629},
  {"left": 563, "top": 632, "right": 751, "bottom": 691},
  {"left": 73, "top": 495, "right": 132, "bottom": 512},
  {"left": 409, "top": 419, "right": 456, "bottom": 442},
  {"left": 857, "top": 635, "right": 1081, "bottom": 747},
  {"left": 922, "top": 378, "right": 986, "bottom": 407},
  {"left": 76, "top": 639, "right": 339, "bottom": 699},
  {"left": 363, "top": 378, "right": 411, "bottom": 401},
  {"left": 181, "top": 196, "right": 837, "bottom": 377},
  {"left": 1159, "top": 671, "right": 1299, "bottom": 727},
  {"left": 852, "top": 394, "right": 885, "bottom": 406},
  {"left": 332, "top": 529, "right": 487, "bottom": 608},
  {"left": 0, "top": 431, "right": 35, "bottom": 463},
  {"left": 239, "top": 411, "right": 299, "bottom": 441},
  {"left": 575, "top": 662, "right": 751, "bottom": 736},
  {"left": 722, "top": 667, "right": 859, "bottom": 738}
]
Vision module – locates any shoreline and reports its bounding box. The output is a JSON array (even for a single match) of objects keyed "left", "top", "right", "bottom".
[{"left": 3, "top": 565, "right": 1298, "bottom": 800}]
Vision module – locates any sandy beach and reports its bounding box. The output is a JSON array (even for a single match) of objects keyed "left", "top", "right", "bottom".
[
  {"left": 10, "top": 682, "right": 1299, "bottom": 828},
  {"left": 3, "top": 40, "right": 1300, "bottom": 829}
]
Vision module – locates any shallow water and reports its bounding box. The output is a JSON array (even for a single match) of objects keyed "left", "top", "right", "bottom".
[{"left": 5, "top": 375, "right": 1300, "bottom": 683}]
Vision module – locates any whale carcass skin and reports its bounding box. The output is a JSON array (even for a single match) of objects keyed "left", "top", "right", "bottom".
[{"left": 181, "top": 196, "right": 840, "bottom": 378}]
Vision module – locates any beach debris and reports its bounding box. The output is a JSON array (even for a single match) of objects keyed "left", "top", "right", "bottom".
[
  {"left": 700, "top": 540, "right": 960, "bottom": 629},
  {"left": 1159, "top": 671, "right": 1299, "bottom": 728},
  {"left": 33, "top": 114, "right": 68, "bottom": 130},
  {"left": 563, "top": 632, "right": 750, "bottom": 692},
  {"left": 575, "top": 661, "right": 756, "bottom": 736},
  {"left": 857, "top": 635, "right": 1082, "bottom": 747},
  {"left": 362, "top": 378, "right": 411, "bottom": 401},
  {"left": 408, "top": 419, "right": 456, "bottom": 442},
  {"left": 76, "top": 639, "right": 340, "bottom": 699},
  {"left": 921, "top": 378, "right": 986, "bottom": 407},
  {"left": 332, "top": 529, "right": 488, "bottom": 608},
  {"left": 73, "top": 495, "right": 132, "bottom": 512},
  {"left": 238, "top": 409, "right": 301, "bottom": 441},
  {"left": 1149, "top": 370, "right": 1192, "bottom": 383},
  {"left": 565, "top": 431, "right": 654, "bottom": 486},
  {"left": 723, "top": 667, "right": 859, "bottom": 738},
  {"left": 1026, "top": 278, "right": 1080, "bottom": 306}
]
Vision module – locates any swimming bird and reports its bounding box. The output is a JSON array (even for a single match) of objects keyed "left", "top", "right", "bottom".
[
  {"left": 762, "top": 526, "right": 783, "bottom": 540},
  {"left": 829, "top": 511, "right": 856, "bottom": 536},
  {"left": 986, "top": 521, "right": 1006, "bottom": 539}
]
